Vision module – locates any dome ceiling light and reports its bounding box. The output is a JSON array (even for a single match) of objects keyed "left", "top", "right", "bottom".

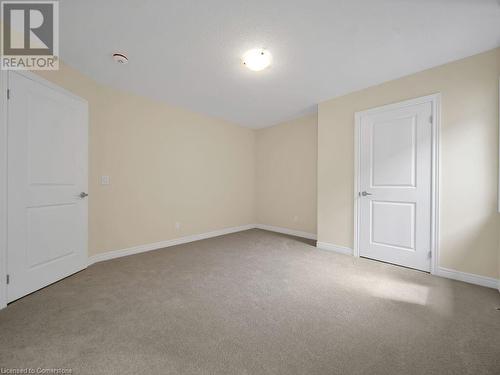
[{"left": 242, "top": 49, "right": 272, "bottom": 71}]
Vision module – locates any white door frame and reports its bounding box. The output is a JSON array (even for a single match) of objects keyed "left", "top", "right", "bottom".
[
  {"left": 0, "top": 70, "right": 88, "bottom": 309},
  {"left": 498, "top": 78, "right": 500, "bottom": 214},
  {"left": 353, "top": 93, "right": 441, "bottom": 275},
  {"left": 0, "top": 70, "right": 8, "bottom": 309}
]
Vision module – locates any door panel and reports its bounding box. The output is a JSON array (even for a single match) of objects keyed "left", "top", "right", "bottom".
[
  {"left": 28, "top": 93, "right": 78, "bottom": 185},
  {"left": 371, "top": 200, "right": 415, "bottom": 250},
  {"left": 27, "top": 204, "right": 79, "bottom": 267},
  {"left": 7, "top": 72, "right": 88, "bottom": 302},
  {"left": 372, "top": 116, "right": 416, "bottom": 187},
  {"left": 358, "top": 101, "right": 432, "bottom": 272}
]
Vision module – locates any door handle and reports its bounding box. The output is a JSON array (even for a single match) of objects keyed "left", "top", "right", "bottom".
[
  {"left": 79, "top": 192, "right": 89, "bottom": 198},
  {"left": 360, "top": 191, "right": 372, "bottom": 197}
]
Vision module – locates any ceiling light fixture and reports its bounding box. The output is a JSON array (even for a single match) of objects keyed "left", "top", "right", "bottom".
[
  {"left": 242, "top": 49, "right": 272, "bottom": 71},
  {"left": 112, "top": 53, "right": 128, "bottom": 64}
]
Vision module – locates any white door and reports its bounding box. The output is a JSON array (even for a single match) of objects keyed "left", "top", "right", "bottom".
[
  {"left": 357, "top": 99, "right": 434, "bottom": 272},
  {"left": 7, "top": 72, "right": 88, "bottom": 302}
]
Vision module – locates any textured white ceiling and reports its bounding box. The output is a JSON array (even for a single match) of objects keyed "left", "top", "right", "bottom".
[{"left": 59, "top": 0, "right": 500, "bottom": 128}]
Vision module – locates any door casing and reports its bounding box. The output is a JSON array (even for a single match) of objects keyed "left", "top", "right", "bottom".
[
  {"left": 353, "top": 94, "right": 441, "bottom": 275},
  {"left": 0, "top": 71, "right": 7, "bottom": 309}
]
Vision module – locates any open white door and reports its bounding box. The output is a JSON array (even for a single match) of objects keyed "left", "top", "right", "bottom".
[
  {"left": 355, "top": 96, "right": 437, "bottom": 272},
  {"left": 7, "top": 72, "right": 88, "bottom": 302}
]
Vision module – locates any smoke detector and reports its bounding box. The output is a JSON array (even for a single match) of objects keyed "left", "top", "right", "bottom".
[{"left": 112, "top": 53, "right": 128, "bottom": 64}]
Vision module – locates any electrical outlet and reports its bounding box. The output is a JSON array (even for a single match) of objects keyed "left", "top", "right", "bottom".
[
  {"left": 175, "top": 222, "right": 181, "bottom": 231},
  {"left": 100, "top": 175, "right": 110, "bottom": 185},
  {"left": 293, "top": 215, "right": 299, "bottom": 222}
]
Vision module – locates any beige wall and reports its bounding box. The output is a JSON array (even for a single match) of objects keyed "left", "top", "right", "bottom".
[
  {"left": 37, "top": 64, "right": 255, "bottom": 256},
  {"left": 318, "top": 48, "right": 500, "bottom": 279},
  {"left": 256, "top": 114, "right": 317, "bottom": 234}
]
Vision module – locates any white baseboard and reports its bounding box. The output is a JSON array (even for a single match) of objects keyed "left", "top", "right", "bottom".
[
  {"left": 88, "top": 223, "right": 318, "bottom": 266},
  {"left": 88, "top": 224, "right": 256, "bottom": 265},
  {"left": 316, "top": 241, "right": 353, "bottom": 255},
  {"left": 255, "top": 224, "right": 317, "bottom": 240},
  {"left": 435, "top": 267, "right": 499, "bottom": 290}
]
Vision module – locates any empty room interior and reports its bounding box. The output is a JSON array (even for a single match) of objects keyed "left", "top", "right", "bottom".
[{"left": 1, "top": 1, "right": 500, "bottom": 374}]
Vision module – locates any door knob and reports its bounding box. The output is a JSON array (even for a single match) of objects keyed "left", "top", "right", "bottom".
[
  {"left": 79, "top": 192, "right": 89, "bottom": 198},
  {"left": 360, "top": 191, "right": 372, "bottom": 197}
]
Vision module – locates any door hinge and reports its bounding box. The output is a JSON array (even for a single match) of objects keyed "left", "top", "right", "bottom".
[
  {"left": 428, "top": 251, "right": 432, "bottom": 259},
  {"left": 429, "top": 115, "right": 433, "bottom": 123},
  {"left": 6, "top": 88, "right": 10, "bottom": 100},
  {"left": 6, "top": 274, "right": 9, "bottom": 285}
]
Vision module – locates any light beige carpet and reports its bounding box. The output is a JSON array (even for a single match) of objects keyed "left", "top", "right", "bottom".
[{"left": 0, "top": 229, "right": 499, "bottom": 374}]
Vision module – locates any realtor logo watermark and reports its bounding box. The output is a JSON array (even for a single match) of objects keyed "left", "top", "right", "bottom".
[{"left": 1, "top": 1, "right": 59, "bottom": 70}]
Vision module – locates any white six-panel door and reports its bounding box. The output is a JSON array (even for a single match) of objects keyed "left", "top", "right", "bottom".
[
  {"left": 356, "top": 99, "right": 434, "bottom": 272},
  {"left": 7, "top": 72, "right": 88, "bottom": 302}
]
